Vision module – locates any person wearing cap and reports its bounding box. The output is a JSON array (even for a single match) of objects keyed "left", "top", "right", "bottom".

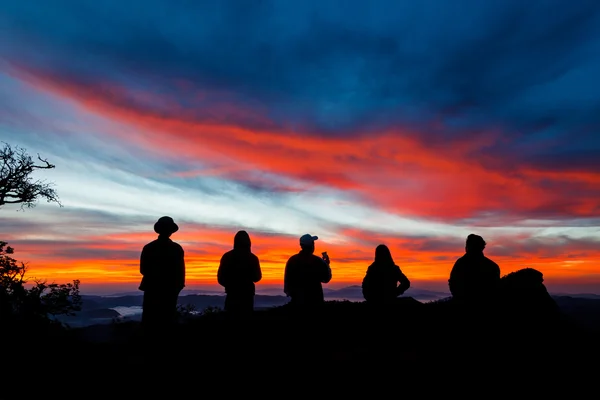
[
  {"left": 139, "top": 216, "right": 186, "bottom": 331},
  {"left": 283, "top": 234, "right": 332, "bottom": 307},
  {"left": 448, "top": 234, "right": 500, "bottom": 305}
]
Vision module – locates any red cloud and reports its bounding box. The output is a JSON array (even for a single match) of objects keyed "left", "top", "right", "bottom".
[
  {"left": 4, "top": 67, "right": 600, "bottom": 292},
  {"left": 9, "top": 66, "right": 600, "bottom": 222}
]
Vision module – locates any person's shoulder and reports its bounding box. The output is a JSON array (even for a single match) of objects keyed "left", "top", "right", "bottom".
[
  {"left": 221, "top": 249, "right": 234, "bottom": 259},
  {"left": 143, "top": 239, "right": 159, "bottom": 249},
  {"left": 310, "top": 254, "right": 326, "bottom": 265},
  {"left": 171, "top": 241, "right": 184, "bottom": 250},
  {"left": 165, "top": 240, "right": 184, "bottom": 254},
  {"left": 452, "top": 255, "right": 467, "bottom": 267},
  {"left": 485, "top": 256, "right": 500, "bottom": 267}
]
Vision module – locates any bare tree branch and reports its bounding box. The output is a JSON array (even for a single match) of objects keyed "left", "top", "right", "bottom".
[{"left": 0, "top": 142, "right": 62, "bottom": 210}]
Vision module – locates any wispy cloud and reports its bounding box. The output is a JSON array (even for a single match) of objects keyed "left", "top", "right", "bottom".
[{"left": 1, "top": 0, "right": 600, "bottom": 292}]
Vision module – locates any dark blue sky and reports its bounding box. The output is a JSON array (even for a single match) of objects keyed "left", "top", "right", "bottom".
[{"left": 1, "top": 0, "right": 599, "bottom": 293}]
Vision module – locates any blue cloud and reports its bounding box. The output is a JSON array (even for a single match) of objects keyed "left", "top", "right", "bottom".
[{"left": 2, "top": 1, "right": 599, "bottom": 134}]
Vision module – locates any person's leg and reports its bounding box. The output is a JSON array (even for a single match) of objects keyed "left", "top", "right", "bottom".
[
  {"left": 236, "top": 294, "right": 254, "bottom": 320},
  {"left": 224, "top": 293, "right": 234, "bottom": 313},
  {"left": 163, "top": 290, "right": 180, "bottom": 346},
  {"left": 142, "top": 291, "right": 161, "bottom": 326},
  {"left": 247, "top": 294, "right": 255, "bottom": 315},
  {"left": 142, "top": 291, "right": 164, "bottom": 345}
]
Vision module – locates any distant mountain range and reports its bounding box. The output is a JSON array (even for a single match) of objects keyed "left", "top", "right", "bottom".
[
  {"left": 101, "top": 285, "right": 451, "bottom": 301},
  {"left": 55, "top": 285, "right": 600, "bottom": 329}
]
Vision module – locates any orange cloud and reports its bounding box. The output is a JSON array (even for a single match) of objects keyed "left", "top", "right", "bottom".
[
  {"left": 8, "top": 225, "right": 600, "bottom": 294},
  {"left": 4, "top": 67, "right": 600, "bottom": 293},
  {"left": 12, "top": 67, "right": 598, "bottom": 223}
]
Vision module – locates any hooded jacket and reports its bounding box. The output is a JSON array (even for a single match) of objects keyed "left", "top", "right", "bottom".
[
  {"left": 217, "top": 231, "right": 262, "bottom": 295},
  {"left": 448, "top": 251, "right": 500, "bottom": 302}
]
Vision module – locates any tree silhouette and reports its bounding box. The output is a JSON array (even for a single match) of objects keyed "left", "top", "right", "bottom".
[
  {"left": 0, "top": 142, "right": 61, "bottom": 209},
  {"left": 0, "top": 241, "right": 81, "bottom": 325}
]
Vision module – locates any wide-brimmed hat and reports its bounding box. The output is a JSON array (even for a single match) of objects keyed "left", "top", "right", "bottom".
[{"left": 154, "top": 216, "right": 179, "bottom": 235}]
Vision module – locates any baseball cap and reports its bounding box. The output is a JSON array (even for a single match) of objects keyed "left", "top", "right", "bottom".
[{"left": 299, "top": 234, "right": 318, "bottom": 246}]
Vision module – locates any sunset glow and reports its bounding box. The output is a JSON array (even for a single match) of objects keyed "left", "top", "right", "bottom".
[{"left": 1, "top": 1, "right": 599, "bottom": 295}]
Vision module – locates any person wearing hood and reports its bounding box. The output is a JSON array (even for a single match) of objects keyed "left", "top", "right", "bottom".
[
  {"left": 448, "top": 234, "right": 500, "bottom": 306},
  {"left": 361, "top": 244, "right": 410, "bottom": 304},
  {"left": 217, "top": 230, "right": 262, "bottom": 316}
]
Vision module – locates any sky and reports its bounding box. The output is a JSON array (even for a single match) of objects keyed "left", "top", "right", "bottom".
[{"left": 1, "top": 0, "right": 599, "bottom": 295}]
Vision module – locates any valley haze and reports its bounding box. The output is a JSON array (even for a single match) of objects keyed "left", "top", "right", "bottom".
[{"left": 58, "top": 285, "right": 600, "bottom": 329}]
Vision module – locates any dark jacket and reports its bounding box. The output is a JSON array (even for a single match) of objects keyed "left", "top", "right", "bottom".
[
  {"left": 362, "top": 262, "right": 410, "bottom": 303},
  {"left": 217, "top": 231, "right": 262, "bottom": 296},
  {"left": 449, "top": 252, "right": 500, "bottom": 302},
  {"left": 139, "top": 235, "right": 185, "bottom": 293},
  {"left": 284, "top": 250, "right": 332, "bottom": 305}
]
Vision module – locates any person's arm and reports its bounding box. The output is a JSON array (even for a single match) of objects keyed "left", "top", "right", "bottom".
[
  {"left": 448, "top": 259, "right": 462, "bottom": 297},
  {"left": 283, "top": 258, "right": 292, "bottom": 296},
  {"left": 252, "top": 256, "right": 262, "bottom": 283},
  {"left": 217, "top": 254, "right": 228, "bottom": 288},
  {"left": 140, "top": 247, "right": 148, "bottom": 276},
  {"left": 491, "top": 261, "right": 501, "bottom": 293},
  {"left": 321, "top": 257, "right": 332, "bottom": 284},
  {"left": 396, "top": 266, "right": 410, "bottom": 296},
  {"left": 361, "top": 266, "right": 372, "bottom": 301},
  {"left": 493, "top": 261, "right": 501, "bottom": 280},
  {"left": 178, "top": 248, "right": 186, "bottom": 290}
]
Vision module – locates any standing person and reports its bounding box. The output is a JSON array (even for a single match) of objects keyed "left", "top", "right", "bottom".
[
  {"left": 283, "top": 234, "right": 332, "bottom": 308},
  {"left": 361, "top": 244, "right": 410, "bottom": 305},
  {"left": 448, "top": 234, "right": 500, "bottom": 306},
  {"left": 217, "top": 230, "right": 262, "bottom": 316},
  {"left": 139, "top": 216, "right": 186, "bottom": 333}
]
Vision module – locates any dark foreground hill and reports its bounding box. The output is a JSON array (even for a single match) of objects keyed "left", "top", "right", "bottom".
[
  {"left": 3, "top": 266, "right": 599, "bottom": 396},
  {"left": 5, "top": 296, "right": 598, "bottom": 395}
]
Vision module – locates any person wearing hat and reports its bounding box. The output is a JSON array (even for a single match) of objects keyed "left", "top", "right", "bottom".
[
  {"left": 283, "top": 233, "right": 332, "bottom": 307},
  {"left": 448, "top": 233, "right": 500, "bottom": 306},
  {"left": 139, "top": 216, "right": 186, "bottom": 331}
]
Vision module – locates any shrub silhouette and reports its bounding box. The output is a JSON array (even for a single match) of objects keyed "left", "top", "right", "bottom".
[{"left": 0, "top": 241, "right": 81, "bottom": 330}]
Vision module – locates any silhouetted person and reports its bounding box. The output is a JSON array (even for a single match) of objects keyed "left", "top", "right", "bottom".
[
  {"left": 139, "top": 216, "right": 185, "bottom": 334},
  {"left": 283, "top": 234, "right": 332, "bottom": 308},
  {"left": 362, "top": 244, "right": 410, "bottom": 304},
  {"left": 448, "top": 234, "right": 500, "bottom": 306},
  {"left": 217, "top": 230, "right": 262, "bottom": 316}
]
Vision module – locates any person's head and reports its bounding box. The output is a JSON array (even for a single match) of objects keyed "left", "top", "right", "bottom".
[
  {"left": 374, "top": 244, "right": 394, "bottom": 265},
  {"left": 299, "top": 234, "right": 318, "bottom": 254},
  {"left": 234, "top": 230, "right": 251, "bottom": 250},
  {"left": 154, "top": 216, "right": 179, "bottom": 237},
  {"left": 465, "top": 234, "right": 486, "bottom": 253}
]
